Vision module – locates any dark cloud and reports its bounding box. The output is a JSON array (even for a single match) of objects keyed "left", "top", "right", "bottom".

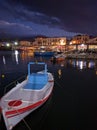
[{"left": 0, "top": 0, "right": 97, "bottom": 38}]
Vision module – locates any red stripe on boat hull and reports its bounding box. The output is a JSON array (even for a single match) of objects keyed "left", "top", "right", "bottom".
[{"left": 6, "top": 90, "right": 53, "bottom": 118}]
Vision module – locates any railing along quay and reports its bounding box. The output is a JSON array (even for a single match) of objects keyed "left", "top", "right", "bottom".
[{"left": 66, "top": 53, "right": 97, "bottom": 59}]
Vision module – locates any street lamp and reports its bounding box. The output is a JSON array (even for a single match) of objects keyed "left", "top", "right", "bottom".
[{"left": 14, "top": 42, "right": 18, "bottom": 45}]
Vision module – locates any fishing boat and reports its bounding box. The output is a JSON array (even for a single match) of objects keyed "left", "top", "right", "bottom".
[{"left": 0, "top": 62, "right": 54, "bottom": 130}]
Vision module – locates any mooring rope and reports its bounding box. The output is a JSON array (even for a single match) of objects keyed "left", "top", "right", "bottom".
[
  {"left": 22, "top": 118, "right": 32, "bottom": 130},
  {"left": 3, "top": 74, "right": 27, "bottom": 95}
]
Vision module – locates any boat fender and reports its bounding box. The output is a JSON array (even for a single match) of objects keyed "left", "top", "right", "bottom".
[
  {"left": 16, "top": 81, "right": 19, "bottom": 84},
  {"left": 14, "top": 81, "right": 19, "bottom": 86},
  {"left": 8, "top": 124, "right": 13, "bottom": 130}
]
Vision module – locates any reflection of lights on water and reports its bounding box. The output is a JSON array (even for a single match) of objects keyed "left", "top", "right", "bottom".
[
  {"left": 76, "top": 61, "right": 86, "bottom": 70},
  {"left": 3, "top": 56, "right": 6, "bottom": 64},
  {"left": 88, "top": 61, "right": 95, "bottom": 69},
  {"left": 69, "top": 60, "right": 96, "bottom": 70},
  {"left": 21, "top": 51, "right": 34, "bottom": 59},
  {"left": 1, "top": 74, "right": 5, "bottom": 78},
  {"left": 76, "top": 61, "right": 78, "bottom": 66},
  {"left": 15, "top": 50, "right": 19, "bottom": 64},
  {"left": 79, "top": 61, "right": 83, "bottom": 70},
  {"left": 79, "top": 61, "right": 86, "bottom": 70},
  {"left": 60, "top": 63, "right": 64, "bottom": 67},
  {"left": 15, "top": 50, "right": 19, "bottom": 55},
  {"left": 72, "top": 60, "right": 76, "bottom": 67},
  {"left": 58, "top": 69, "right": 62, "bottom": 78}
]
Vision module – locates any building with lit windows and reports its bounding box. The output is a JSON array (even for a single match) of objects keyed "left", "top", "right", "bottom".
[
  {"left": 33, "top": 37, "right": 66, "bottom": 52},
  {"left": 70, "top": 34, "right": 90, "bottom": 44},
  {"left": 69, "top": 34, "right": 90, "bottom": 51},
  {"left": 86, "top": 37, "right": 97, "bottom": 50}
]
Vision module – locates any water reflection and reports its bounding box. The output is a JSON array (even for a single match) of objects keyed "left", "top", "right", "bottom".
[
  {"left": 58, "top": 69, "right": 62, "bottom": 78},
  {"left": 3, "top": 56, "right": 6, "bottom": 64},
  {"left": 69, "top": 59, "right": 97, "bottom": 70},
  {"left": 88, "top": 61, "right": 95, "bottom": 69},
  {"left": 20, "top": 51, "right": 34, "bottom": 61},
  {"left": 0, "top": 51, "right": 97, "bottom": 130},
  {"left": 67, "top": 59, "right": 97, "bottom": 75},
  {"left": 76, "top": 60, "right": 86, "bottom": 70},
  {"left": 1, "top": 51, "right": 97, "bottom": 72},
  {"left": 14, "top": 50, "right": 19, "bottom": 64}
]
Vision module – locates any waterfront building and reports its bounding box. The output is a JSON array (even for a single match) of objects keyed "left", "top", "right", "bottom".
[
  {"left": 18, "top": 40, "right": 35, "bottom": 51},
  {"left": 68, "top": 34, "right": 97, "bottom": 51},
  {"left": 33, "top": 37, "right": 66, "bottom": 52},
  {"left": 86, "top": 37, "right": 97, "bottom": 50},
  {"left": 19, "top": 40, "right": 31, "bottom": 46}
]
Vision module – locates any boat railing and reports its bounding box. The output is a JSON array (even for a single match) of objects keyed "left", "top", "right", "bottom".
[
  {"left": 3, "top": 74, "right": 27, "bottom": 96},
  {"left": 28, "top": 62, "right": 47, "bottom": 75}
]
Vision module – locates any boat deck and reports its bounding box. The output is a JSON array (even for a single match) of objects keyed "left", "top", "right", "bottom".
[
  {"left": 23, "top": 83, "right": 46, "bottom": 90},
  {"left": 23, "top": 73, "right": 48, "bottom": 90}
]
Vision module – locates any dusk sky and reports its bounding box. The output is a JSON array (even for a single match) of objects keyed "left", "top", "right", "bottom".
[{"left": 0, "top": 0, "right": 97, "bottom": 39}]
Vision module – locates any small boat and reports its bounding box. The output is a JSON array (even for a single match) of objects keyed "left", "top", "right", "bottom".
[
  {"left": 34, "top": 46, "right": 55, "bottom": 56},
  {"left": 34, "top": 51, "right": 55, "bottom": 56},
  {"left": 0, "top": 62, "right": 54, "bottom": 130},
  {"left": 51, "top": 53, "right": 66, "bottom": 62}
]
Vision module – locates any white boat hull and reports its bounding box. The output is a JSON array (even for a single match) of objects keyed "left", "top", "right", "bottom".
[
  {"left": 2, "top": 91, "right": 52, "bottom": 130},
  {"left": 0, "top": 62, "right": 54, "bottom": 130}
]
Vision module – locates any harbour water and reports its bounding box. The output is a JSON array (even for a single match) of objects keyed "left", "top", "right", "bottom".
[{"left": 0, "top": 50, "right": 97, "bottom": 130}]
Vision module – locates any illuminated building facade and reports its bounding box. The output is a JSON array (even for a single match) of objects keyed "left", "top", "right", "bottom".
[
  {"left": 33, "top": 37, "right": 66, "bottom": 52},
  {"left": 71, "top": 34, "right": 90, "bottom": 45}
]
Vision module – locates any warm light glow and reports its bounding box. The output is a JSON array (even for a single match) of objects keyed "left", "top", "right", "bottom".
[
  {"left": 69, "top": 42, "right": 72, "bottom": 45},
  {"left": 40, "top": 46, "right": 45, "bottom": 48},
  {"left": 58, "top": 69, "right": 62, "bottom": 78},
  {"left": 60, "top": 39, "right": 66, "bottom": 45},
  {"left": 6, "top": 43, "right": 10, "bottom": 47},
  {"left": 1, "top": 74, "right": 5, "bottom": 78},
  {"left": 72, "top": 40, "right": 76, "bottom": 44}
]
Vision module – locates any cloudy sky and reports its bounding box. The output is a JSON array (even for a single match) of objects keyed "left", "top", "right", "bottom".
[{"left": 0, "top": 0, "right": 97, "bottom": 39}]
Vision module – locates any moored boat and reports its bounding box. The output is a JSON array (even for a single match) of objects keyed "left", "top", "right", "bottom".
[
  {"left": 34, "top": 51, "right": 55, "bottom": 56},
  {"left": 34, "top": 46, "right": 55, "bottom": 56},
  {"left": 51, "top": 53, "right": 66, "bottom": 62},
  {"left": 0, "top": 62, "right": 54, "bottom": 130}
]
